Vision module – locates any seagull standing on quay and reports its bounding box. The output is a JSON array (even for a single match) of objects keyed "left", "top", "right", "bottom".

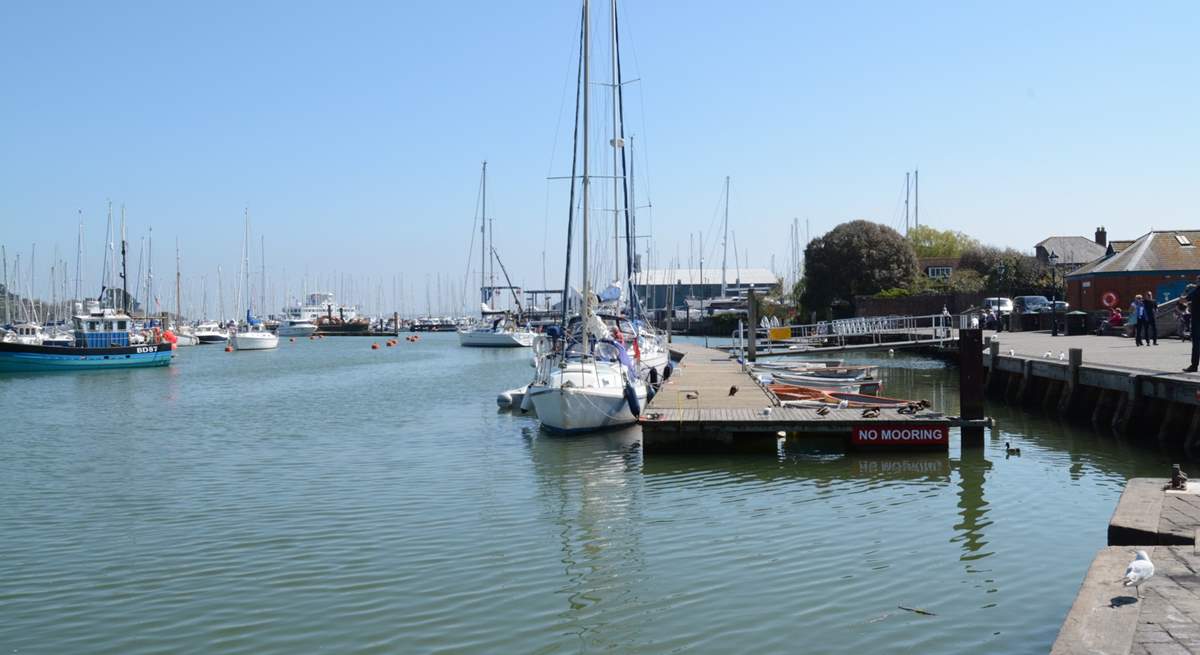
[{"left": 1121, "top": 550, "right": 1155, "bottom": 599}]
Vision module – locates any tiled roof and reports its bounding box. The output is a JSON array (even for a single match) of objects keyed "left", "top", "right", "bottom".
[
  {"left": 1067, "top": 231, "right": 1200, "bottom": 277},
  {"left": 1109, "top": 240, "right": 1134, "bottom": 253},
  {"left": 1035, "top": 236, "right": 1107, "bottom": 265}
]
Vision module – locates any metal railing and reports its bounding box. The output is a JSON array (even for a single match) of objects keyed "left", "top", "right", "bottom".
[{"left": 734, "top": 313, "right": 959, "bottom": 354}]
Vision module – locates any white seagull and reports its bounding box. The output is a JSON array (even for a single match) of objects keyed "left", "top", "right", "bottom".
[{"left": 1121, "top": 550, "right": 1155, "bottom": 598}]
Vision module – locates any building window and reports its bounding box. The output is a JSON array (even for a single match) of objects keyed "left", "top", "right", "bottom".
[{"left": 926, "top": 266, "right": 952, "bottom": 279}]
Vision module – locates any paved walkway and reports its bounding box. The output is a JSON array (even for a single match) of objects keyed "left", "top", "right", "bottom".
[
  {"left": 1053, "top": 545, "right": 1200, "bottom": 654},
  {"left": 991, "top": 331, "right": 1198, "bottom": 380}
]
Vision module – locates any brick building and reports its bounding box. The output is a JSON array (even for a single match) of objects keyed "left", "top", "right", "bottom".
[{"left": 1065, "top": 230, "right": 1200, "bottom": 311}]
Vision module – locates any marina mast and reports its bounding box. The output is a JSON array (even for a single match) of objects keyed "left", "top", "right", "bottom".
[
  {"left": 721, "top": 176, "right": 729, "bottom": 298},
  {"left": 581, "top": 0, "right": 591, "bottom": 354},
  {"left": 480, "top": 161, "right": 487, "bottom": 311},
  {"left": 120, "top": 205, "right": 128, "bottom": 314}
]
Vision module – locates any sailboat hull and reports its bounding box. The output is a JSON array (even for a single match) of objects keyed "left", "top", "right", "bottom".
[
  {"left": 232, "top": 332, "right": 279, "bottom": 350},
  {"left": 529, "top": 385, "right": 643, "bottom": 433},
  {"left": 277, "top": 323, "right": 318, "bottom": 337},
  {"left": 458, "top": 329, "right": 534, "bottom": 348}
]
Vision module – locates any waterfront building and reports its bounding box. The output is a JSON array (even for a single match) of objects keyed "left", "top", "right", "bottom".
[
  {"left": 1034, "top": 228, "right": 1108, "bottom": 269},
  {"left": 634, "top": 268, "right": 780, "bottom": 312},
  {"left": 1065, "top": 229, "right": 1200, "bottom": 310}
]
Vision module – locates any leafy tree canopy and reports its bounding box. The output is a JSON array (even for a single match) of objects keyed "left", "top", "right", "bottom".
[
  {"left": 802, "top": 220, "right": 917, "bottom": 311},
  {"left": 907, "top": 225, "right": 980, "bottom": 259}
]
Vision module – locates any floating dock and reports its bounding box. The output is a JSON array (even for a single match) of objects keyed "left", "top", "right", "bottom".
[{"left": 639, "top": 342, "right": 985, "bottom": 452}]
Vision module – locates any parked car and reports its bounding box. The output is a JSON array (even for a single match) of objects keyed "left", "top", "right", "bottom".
[
  {"left": 983, "top": 297, "right": 1013, "bottom": 315},
  {"left": 1032, "top": 300, "right": 1069, "bottom": 313},
  {"left": 1014, "top": 295, "right": 1050, "bottom": 314}
]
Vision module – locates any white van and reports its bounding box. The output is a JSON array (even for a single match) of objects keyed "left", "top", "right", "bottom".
[{"left": 983, "top": 297, "right": 1013, "bottom": 315}]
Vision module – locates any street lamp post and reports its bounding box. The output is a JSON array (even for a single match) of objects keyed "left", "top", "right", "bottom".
[{"left": 1049, "top": 251, "right": 1060, "bottom": 336}]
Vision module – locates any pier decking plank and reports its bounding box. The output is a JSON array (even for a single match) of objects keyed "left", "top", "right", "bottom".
[
  {"left": 642, "top": 342, "right": 961, "bottom": 451},
  {"left": 1053, "top": 545, "right": 1200, "bottom": 654}
]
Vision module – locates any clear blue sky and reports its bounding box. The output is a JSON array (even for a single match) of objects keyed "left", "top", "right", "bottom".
[{"left": 2, "top": 1, "right": 1198, "bottom": 314}]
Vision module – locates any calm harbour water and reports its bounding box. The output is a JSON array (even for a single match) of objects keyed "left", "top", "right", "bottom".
[{"left": 0, "top": 333, "right": 1172, "bottom": 653}]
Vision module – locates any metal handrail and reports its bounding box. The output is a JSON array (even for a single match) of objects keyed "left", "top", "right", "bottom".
[{"left": 733, "top": 313, "right": 958, "bottom": 353}]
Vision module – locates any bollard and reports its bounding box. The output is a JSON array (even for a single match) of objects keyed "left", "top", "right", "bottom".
[{"left": 959, "top": 328, "right": 985, "bottom": 447}]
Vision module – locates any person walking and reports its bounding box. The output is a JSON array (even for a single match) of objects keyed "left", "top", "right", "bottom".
[
  {"left": 1144, "top": 291, "right": 1159, "bottom": 345},
  {"left": 1185, "top": 280, "right": 1200, "bottom": 372},
  {"left": 1131, "top": 295, "right": 1146, "bottom": 346}
]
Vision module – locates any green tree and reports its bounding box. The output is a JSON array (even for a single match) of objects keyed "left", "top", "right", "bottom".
[
  {"left": 802, "top": 220, "right": 918, "bottom": 313},
  {"left": 959, "top": 246, "right": 1051, "bottom": 296},
  {"left": 907, "top": 225, "right": 980, "bottom": 258}
]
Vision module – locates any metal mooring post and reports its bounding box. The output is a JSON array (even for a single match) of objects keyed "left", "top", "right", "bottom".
[{"left": 959, "top": 327, "right": 985, "bottom": 448}]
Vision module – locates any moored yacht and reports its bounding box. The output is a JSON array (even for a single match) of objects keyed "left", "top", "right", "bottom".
[
  {"left": 459, "top": 315, "right": 535, "bottom": 348},
  {"left": 232, "top": 312, "right": 278, "bottom": 351},
  {"left": 194, "top": 321, "right": 229, "bottom": 344},
  {"left": 276, "top": 318, "right": 318, "bottom": 338}
]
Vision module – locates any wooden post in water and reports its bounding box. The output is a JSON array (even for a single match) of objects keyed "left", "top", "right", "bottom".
[
  {"left": 393, "top": 312, "right": 399, "bottom": 336},
  {"left": 959, "top": 327, "right": 984, "bottom": 447},
  {"left": 747, "top": 289, "right": 757, "bottom": 362}
]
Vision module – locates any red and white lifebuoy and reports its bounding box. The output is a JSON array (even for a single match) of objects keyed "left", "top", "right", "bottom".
[{"left": 1101, "top": 291, "right": 1119, "bottom": 308}]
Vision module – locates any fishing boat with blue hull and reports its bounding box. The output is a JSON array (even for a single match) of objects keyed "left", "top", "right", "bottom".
[{"left": 0, "top": 308, "right": 174, "bottom": 373}]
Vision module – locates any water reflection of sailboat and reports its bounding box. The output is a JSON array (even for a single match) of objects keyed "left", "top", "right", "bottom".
[{"left": 522, "top": 426, "right": 646, "bottom": 646}]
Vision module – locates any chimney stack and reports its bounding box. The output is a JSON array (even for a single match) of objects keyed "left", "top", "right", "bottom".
[{"left": 1095, "top": 226, "right": 1107, "bottom": 247}]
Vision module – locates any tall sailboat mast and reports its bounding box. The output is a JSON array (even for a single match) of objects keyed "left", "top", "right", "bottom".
[
  {"left": 260, "top": 236, "right": 266, "bottom": 320},
  {"left": 175, "top": 240, "right": 182, "bottom": 325},
  {"left": 721, "top": 176, "right": 729, "bottom": 298},
  {"left": 120, "top": 205, "right": 128, "bottom": 314},
  {"left": 1, "top": 245, "right": 9, "bottom": 326},
  {"left": 243, "top": 210, "right": 251, "bottom": 319},
  {"left": 610, "top": 0, "right": 621, "bottom": 280},
  {"left": 217, "top": 266, "right": 225, "bottom": 323},
  {"left": 145, "top": 226, "right": 154, "bottom": 318},
  {"left": 475, "top": 160, "right": 480, "bottom": 309},
  {"left": 75, "top": 210, "right": 83, "bottom": 304},
  {"left": 581, "top": 0, "right": 591, "bottom": 354}
]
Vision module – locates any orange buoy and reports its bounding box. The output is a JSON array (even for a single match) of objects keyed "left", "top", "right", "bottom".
[
  {"left": 289, "top": 337, "right": 295, "bottom": 342},
  {"left": 225, "top": 345, "right": 233, "bottom": 352},
  {"left": 371, "top": 343, "right": 379, "bottom": 350}
]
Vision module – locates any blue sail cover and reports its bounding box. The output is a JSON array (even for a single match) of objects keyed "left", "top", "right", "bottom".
[
  {"left": 604, "top": 339, "right": 638, "bottom": 380},
  {"left": 246, "top": 309, "right": 261, "bottom": 326},
  {"left": 598, "top": 283, "right": 622, "bottom": 303}
]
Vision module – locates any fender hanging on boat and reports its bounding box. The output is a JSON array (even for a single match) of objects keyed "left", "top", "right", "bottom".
[{"left": 623, "top": 380, "right": 642, "bottom": 417}]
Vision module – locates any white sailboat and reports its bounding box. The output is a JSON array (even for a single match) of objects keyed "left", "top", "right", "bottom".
[
  {"left": 171, "top": 242, "right": 199, "bottom": 346},
  {"left": 232, "top": 210, "right": 278, "bottom": 351},
  {"left": 458, "top": 161, "right": 537, "bottom": 348},
  {"left": 528, "top": 0, "right": 648, "bottom": 433}
]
